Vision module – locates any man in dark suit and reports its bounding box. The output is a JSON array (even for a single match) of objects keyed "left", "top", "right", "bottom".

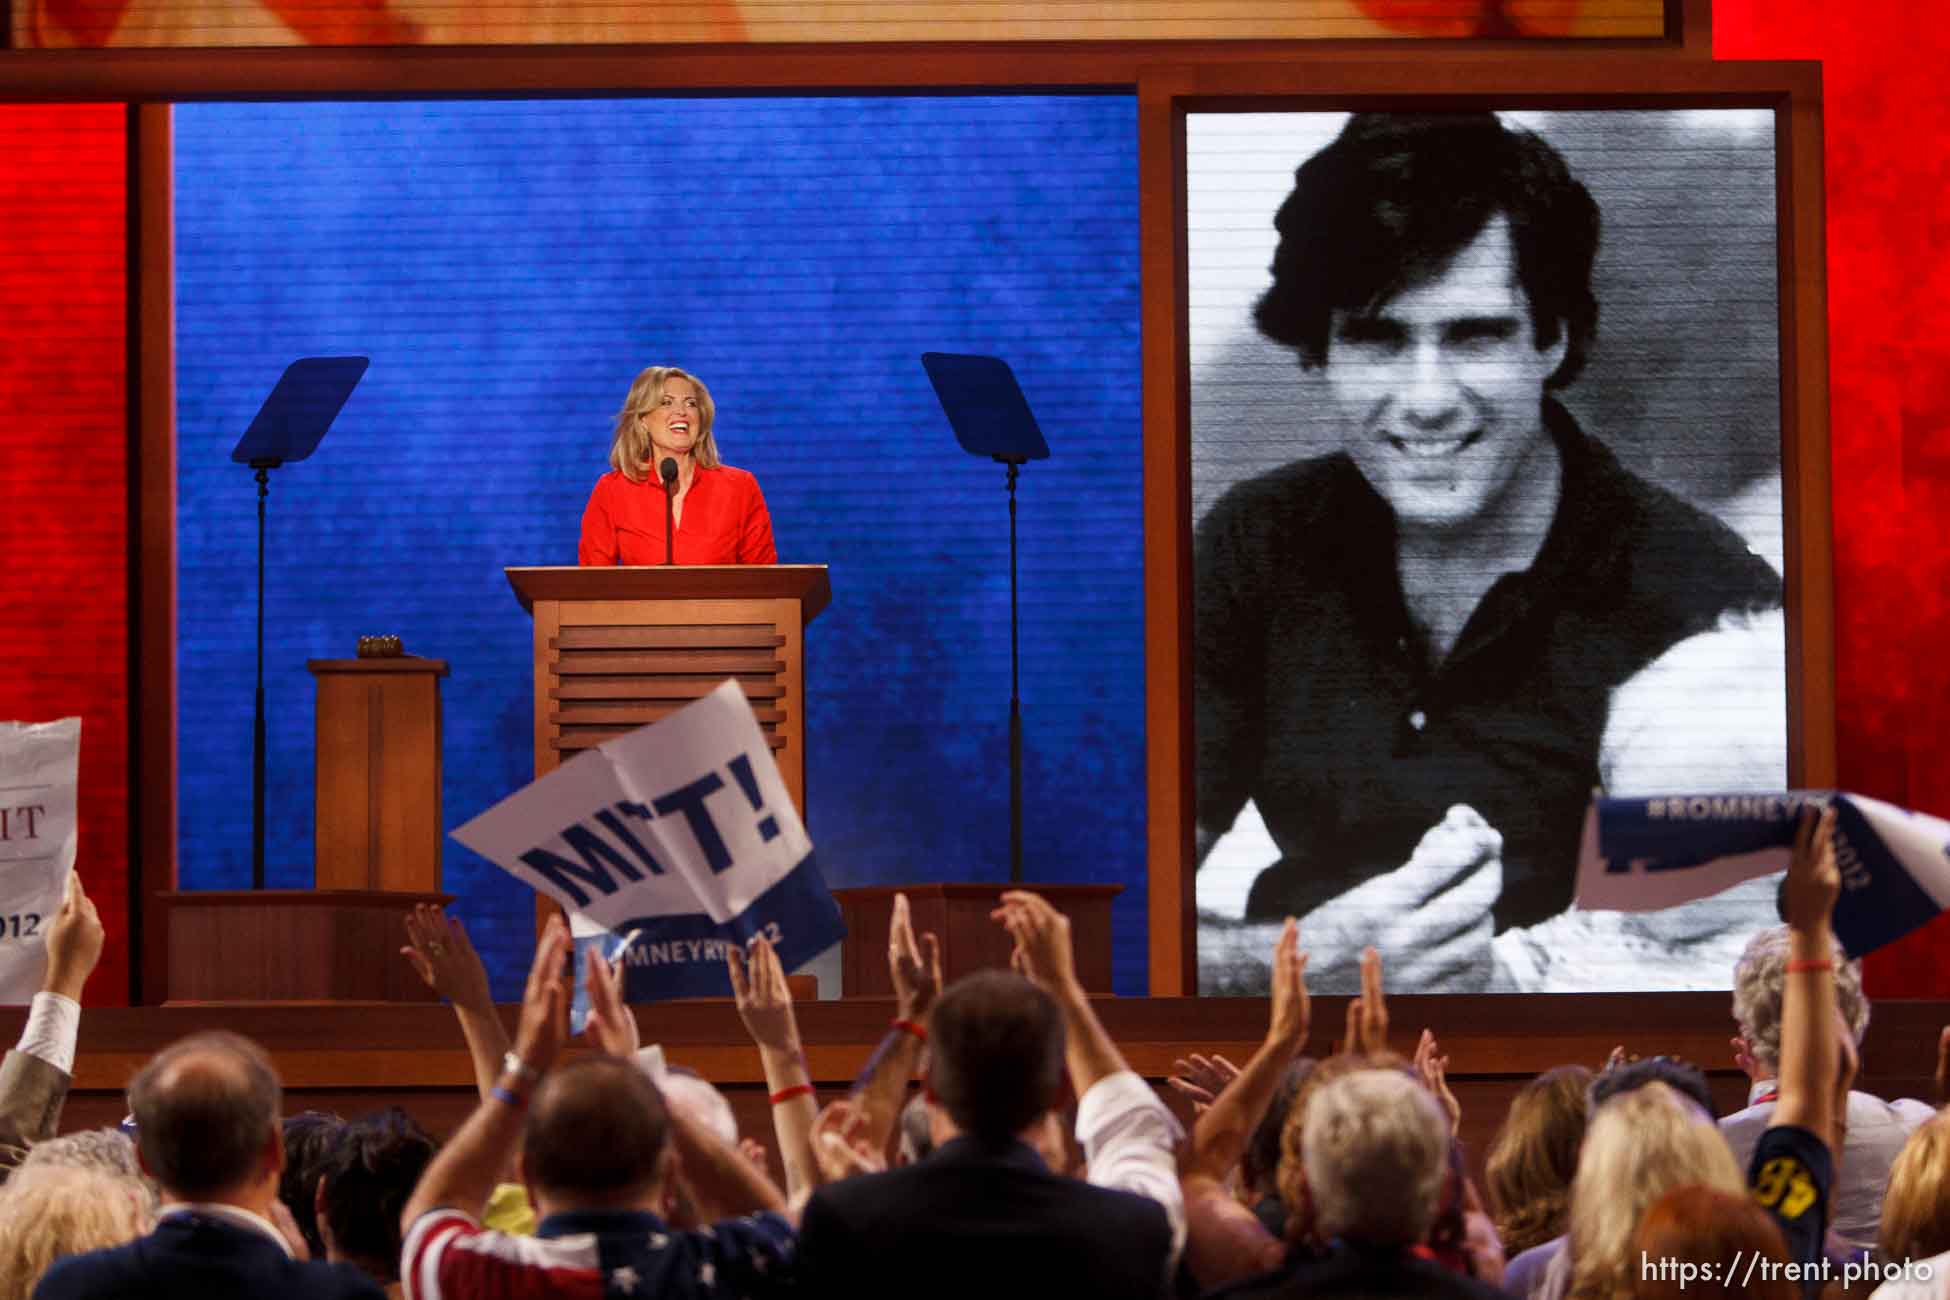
[
  {"left": 796, "top": 891, "right": 1183, "bottom": 1299},
  {"left": 35, "top": 1030, "right": 381, "bottom": 1300}
]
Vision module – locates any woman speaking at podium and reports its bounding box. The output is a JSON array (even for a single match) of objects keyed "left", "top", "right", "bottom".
[{"left": 578, "top": 365, "right": 778, "bottom": 565}]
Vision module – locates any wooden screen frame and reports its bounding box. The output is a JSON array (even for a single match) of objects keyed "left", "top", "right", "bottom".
[
  {"left": 1139, "top": 57, "right": 1834, "bottom": 994},
  {"left": 0, "top": 0, "right": 1786, "bottom": 1004}
]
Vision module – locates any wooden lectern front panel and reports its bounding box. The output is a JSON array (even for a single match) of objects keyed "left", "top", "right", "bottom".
[{"left": 532, "top": 597, "right": 807, "bottom": 818}]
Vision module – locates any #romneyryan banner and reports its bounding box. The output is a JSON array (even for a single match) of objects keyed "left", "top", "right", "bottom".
[
  {"left": 451, "top": 681, "right": 845, "bottom": 1000},
  {"left": 1574, "top": 791, "right": 1950, "bottom": 959}
]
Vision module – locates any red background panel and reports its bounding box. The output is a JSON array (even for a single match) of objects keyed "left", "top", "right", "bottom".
[
  {"left": 0, "top": 104, "right": 131, "bottom": 1006},
  {"left": 1718, "top": 4, "right": 1950, "bottom": 995}
]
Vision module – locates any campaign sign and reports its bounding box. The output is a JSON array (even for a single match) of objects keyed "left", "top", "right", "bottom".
[
  {"left": 452, "top": 681, "right": 844, "bottom": 1000},
  {"left": 0, "top": 719, "right": 79, "bottom": 1005},
  {"left": 1574, "top": 791, "right": 1950, "bottom": 958}
]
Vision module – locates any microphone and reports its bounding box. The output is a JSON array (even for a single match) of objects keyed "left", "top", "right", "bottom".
[{"left": 660, "top": 458, "right": 678, "bottom": 566}]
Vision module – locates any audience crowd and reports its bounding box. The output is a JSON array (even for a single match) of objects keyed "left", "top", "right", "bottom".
[{"left": 1, "top": 808, "right": 1947, "bottom": 1299}]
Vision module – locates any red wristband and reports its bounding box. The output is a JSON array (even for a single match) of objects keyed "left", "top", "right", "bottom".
[
  {"left": 891, "top": 1018, "right": 928, "bottom": 1042},
  {"left": 1785, "top": 958, "right": 1834, "bottom": 974},
  {"left": 769, "top": 1083, "right": 815, "bottom": 1105}
]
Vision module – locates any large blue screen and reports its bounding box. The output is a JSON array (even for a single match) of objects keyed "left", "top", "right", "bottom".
[{"left": 174, "top": 97, "right": 1147, "bottom": 996}]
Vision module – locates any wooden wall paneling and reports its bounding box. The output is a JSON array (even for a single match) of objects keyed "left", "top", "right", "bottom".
[
  {"left": 160, "top": 889, "right": 451, "bottom": 1002},
  {"left": 1140, "top": 66, "right": 1196, "bottom": 997},
  {"left": 134, "top": 100, "right": 174, "bottom": 1006},
  {"left": 11, "top": 0, "right": 1673, "bottom": 51},
  {"left": 1675, "top": 0, "right": 1711, "bottom": 57},
  {"left": 0, "top": 33, "right": 1703, "bottom": 104},
  {"left": 836, "top": 883, "right": 1119, "bottom": 996},
  {"left": 1777, "top": 71, "right": 1837, "bottom": 788}
]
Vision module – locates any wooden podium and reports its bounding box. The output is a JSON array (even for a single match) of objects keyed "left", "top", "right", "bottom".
[
  {"left": 505, "top": 566, "right": 829, "bottom": 811},
  {"left": 160, "top": 657, "right": 453, "bottom": 1004},
  {"left": 308, "top": 657, "right": 448, "bottom": 891},
  {"left": 161, "top": 889, "right": 451, "bottom": 1004}
]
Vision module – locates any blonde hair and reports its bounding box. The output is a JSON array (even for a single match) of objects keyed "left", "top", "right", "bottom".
[
  {"left": 0, "top": 1164, "right": 152, "bottom": 1299},
  {"left": 1485, "top": 1065, "right": 1591, "bottom": 1256},
  {"left": 608, "top": 366, "right": 721, "bottom": 482},
  {"left": 1880, "top": 1112, "right": 1950, "bottom": 1264},
  {"left": 1566, "top": 1083, "right": 1744, "bottom": 1300}
]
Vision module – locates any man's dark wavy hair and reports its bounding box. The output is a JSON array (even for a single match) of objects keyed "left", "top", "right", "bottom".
[
  {"left": 319, "top": 1108, "right": 437, "bottom": 1283},
  {"left": 278, "top": 1110, "right": 346, "bottom": 1260},
  {"left": 928, "top": 970, "right": 1065, "bottom": 1144},
  {"left": 1253, "top": 112, "right": 1601, "bottom": 389}
]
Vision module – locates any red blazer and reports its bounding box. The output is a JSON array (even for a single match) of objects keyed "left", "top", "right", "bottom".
[{"left": 578, "top": 464, "right": 777, "bottom": 566}]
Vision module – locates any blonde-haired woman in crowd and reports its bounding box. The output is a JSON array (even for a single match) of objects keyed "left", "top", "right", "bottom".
[
  {"left": 0, "top": 1164, "right": 152, "bottom": 1299},
  {"left": 1552, "top": 1082, "right": 1745, "bottom": 1300},
  {"left": 1871, "top": 1112, "right": 1950, "bottom": 1295}
]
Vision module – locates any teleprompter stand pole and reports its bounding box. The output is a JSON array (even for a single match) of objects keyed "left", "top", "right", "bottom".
[
  {"left": 252, "top": 464, "right": 271, "bottom": 890},
  {"left": 921, "top": 352, "right": 1051, "bottom": 886},
  {"left": 1005, "top": 459, "right": 1023, "bottom": 882},
  {"left": 229, "top": 356, "right": 369, "bottom": 890}
]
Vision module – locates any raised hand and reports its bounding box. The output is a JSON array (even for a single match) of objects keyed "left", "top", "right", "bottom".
[
  {"left": 811, "top": 1097, "right": 887, "bottom": 1184},
  {"left": 888, "top": 892, "right": 942, "bottom": 1023},
  {"left": 1269, "top": 917, "right": 1309, "bottom": 1052},
  {"left": 513, "top": 915, "right": 572, "bottom": 1076},
  {"left": 583, "top": 939, "right": 641, "bottom": 1059},
  {"left": 991, "top": 891, "right": 1078, "bottom": 993},
  {"left": 1783, "top": 804, "right": 1841, "bottom": 934},
  {"left": 1342, "top": 947, "right": 1388, "bottom": 1055},
  {"left": 728, "top": 932, "right": 803, "bottom": 1055},
  {"left": 1168, "top": 1053, "right": 1242, "bottom": 1114},
  {"left": 1415, "top": 1028, "right": 1460, "bottom": 1135},
  {"left": 43, "top": 871, "right": 105, "bottom": 1002},
  {"left": 401, "top": 903, "right": 493, "bottom": 1013}
]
